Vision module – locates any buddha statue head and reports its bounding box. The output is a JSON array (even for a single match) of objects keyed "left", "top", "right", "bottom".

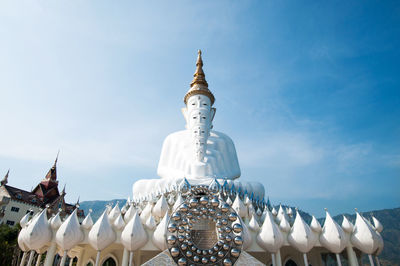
[{"left": 182, "top": 50, "right": 216, "bottom": 162}]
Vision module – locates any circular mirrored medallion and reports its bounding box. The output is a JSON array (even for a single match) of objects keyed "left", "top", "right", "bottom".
[{"left": 166, "top": 185, "right": 243, "bottom": 265}]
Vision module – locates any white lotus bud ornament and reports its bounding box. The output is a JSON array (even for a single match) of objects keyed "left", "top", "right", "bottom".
[
  {"left": 50, "top": 212, "right": 62, "bottom": 230},
  {"left": 152, "top": 195, "right": 168, "bottom": 219},
  {"left": 319, "top": 210, "right": 347, "bottom": 254},
  {"left": 25, "top": 209, "right": 52, "bottom": 252},
  {"left": 310, "top": 215, "right": 322, "bottom": 233},
  {"left": 257, "top": 209, "right": 283, "bottom": 266},
  {"left": 341, "top": 215, "right": 353, "bottom": 234},
  {"left": 121, "top": 213, "right": 148, "bottom": 266},
  {"left": 152, "top": 212, "right": 170, "bottom": 250}
]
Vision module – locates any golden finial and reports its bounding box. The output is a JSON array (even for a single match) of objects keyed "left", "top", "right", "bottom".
[
  {"left": 190, "top": 49, "right": 208, "bottom": 88},
  {"left": 184, "top": 50, "right": 215, "bottom": 105}
]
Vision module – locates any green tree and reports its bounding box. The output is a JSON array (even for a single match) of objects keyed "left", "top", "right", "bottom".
[{"left": 0, "top": 223, "right": 21, "bottom": 266}]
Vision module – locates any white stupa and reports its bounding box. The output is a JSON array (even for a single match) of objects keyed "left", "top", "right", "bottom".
[{"left": 17, "top": 51, "right": 384, "bottom": 266}]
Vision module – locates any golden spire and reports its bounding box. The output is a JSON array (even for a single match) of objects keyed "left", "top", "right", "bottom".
[
  {"left": 190, "top": 50, "right": 208, "bottom": 88},
  {"left": 184, "top": 50, "right": 215, "bottom": 105}
]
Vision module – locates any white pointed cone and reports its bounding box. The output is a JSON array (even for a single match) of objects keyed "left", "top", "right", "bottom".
[
  {"left": 287, "top": 207, "right": 293, "bottom": 216},
  {"left": 121, "top": 213, "right": 148, "bottom": 251},
  {"left": 310, "top": 215, "right": 322, "bottom": 233},
  {"left": 56, "top": 209, "right": 84, "bottom": 251},
  {"left": 248, "top": 213, "right": 260, "bottom": 232},
  {"left": 172, "top": 194, "right": 184, "bottom": 211},
  {"left": 88, "top": 209, "right": 116, "bottom": 251},
  {"left": 152, "top": 212, "right": 170, "bottom": 250},
  {"left": 232, "top": 194, "right": 247, "bottom": 218},
  {"left": 82, "top": 212, "right": 94, "bottom": 230},
  {"left": 351, "top": 212, "right": 381, "bottom": 254},
  {"left": 25, "top": 209, "right": 52, "bottom": 251},
  {"left": 152, "top": 195, "right": 168, "bottom": 219},
  {"left": 341, "top": 215, "right": 353, "bottom": 233},
  {"left": 113, "top": 214, "right": 126, "bottom": 231},
  {"left": 124, "top": 205, "right": 136, "bottom": 223},
  {"left": 287, "top": 210, "right": 317, "bottom": 253},
  {"left": 51, "top": 212, "right": 62, "bottom": 230},
  {"left": 140, "top": 202, "right": 153, "bottom": 224},
  {"left": 145, "top": 214, "right": 157, "bottom": 230},
  {"left": 256, "top": 209, "right": 283, "bottom": 253},
  {"left": 168, "top": 195, "right": 175, "bottom": 205},
  {"left": 108, "top": 203, "right": 121, "bottom": 222},
  {"left": 279, "top": 214, "right": 290, "bottom": 233},
  {"left": 372, "top": 216, "right": 383, "bottom": 233},
  {"left": 19, "top": 213, "right": 30, "bottom": 228},
  {"left": 271, "top": 207, "right": 278, "bottom": 216},
  {"left": 277, "top": 205, "right": 288, "bottom": 223},
  {"left": 319, "top": 210, "right": 347, "bottom": 254}
]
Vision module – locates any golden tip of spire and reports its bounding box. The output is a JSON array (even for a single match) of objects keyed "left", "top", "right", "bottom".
[{"left": 184, "top": 50, "right": 215, "bottom": 105}]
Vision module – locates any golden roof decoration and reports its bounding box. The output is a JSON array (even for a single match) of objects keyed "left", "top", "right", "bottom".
[{"left": 184, "top": 50, "right": 215, "bottom": 105}]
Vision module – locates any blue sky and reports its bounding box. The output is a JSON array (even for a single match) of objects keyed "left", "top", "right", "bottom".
[{"left": 0, "top": 1, "right": 399, "bottom": 217}]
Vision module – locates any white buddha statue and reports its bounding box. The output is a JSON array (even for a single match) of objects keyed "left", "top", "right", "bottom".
[
  {"left": 157, "top": 50, "right": 241, "bottom": 181},
  {"left": 132, "top": 51, "right": 264, "bottom": 201}
]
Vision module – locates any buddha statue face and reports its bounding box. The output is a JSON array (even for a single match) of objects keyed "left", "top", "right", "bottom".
[{"left": 182, "top": 94, "right": 216, "bottom": 162}]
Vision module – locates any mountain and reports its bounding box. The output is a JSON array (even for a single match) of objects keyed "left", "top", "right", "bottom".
[
  {"left": 79, "top": 199, "right": 127, "bottom": 221},
  {"left": 79, "top": 199, "right": 399, "bottom": 265}
]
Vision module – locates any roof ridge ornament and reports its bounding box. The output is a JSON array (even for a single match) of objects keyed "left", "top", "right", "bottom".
[
  {"left": 184, "top": 50, "right": 215, "bottom": 105},
  {"left": 1, "top": 169, "right": 9, "bottom": 186}
]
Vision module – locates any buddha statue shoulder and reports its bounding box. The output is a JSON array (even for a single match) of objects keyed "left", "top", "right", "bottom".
[{"left": 157, "top": 50, "right": 240, "bottom": 180}]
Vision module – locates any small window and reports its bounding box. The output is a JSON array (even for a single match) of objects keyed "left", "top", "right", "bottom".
[
  {"left": 6, "top": 220, "right": 15, "bottom": 226},
  {"left": 10, "top": 207, "right": 19, "bottom": 212},
  {"left": 26, "top": 210, "right": 31, "bottom": 214}
]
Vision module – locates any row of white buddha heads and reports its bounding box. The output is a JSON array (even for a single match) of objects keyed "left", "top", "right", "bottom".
[
  {"left": 184, "top": 94, "right": 215, "bottom": 162},
  {"left": 17, "top": 183, "right": 383, "bottom": 266}
]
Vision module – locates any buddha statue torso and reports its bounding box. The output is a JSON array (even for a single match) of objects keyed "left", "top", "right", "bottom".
[{"left": 157, "top": 129, "right": 240, "bottom": 180}]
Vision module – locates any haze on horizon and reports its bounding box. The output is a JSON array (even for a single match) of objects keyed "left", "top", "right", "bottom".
[{"left": 0, "top": 1, "right": 399, "bottom": 217}]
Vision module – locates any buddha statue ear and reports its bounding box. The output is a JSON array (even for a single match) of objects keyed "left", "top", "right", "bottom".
[
  {"left": 181, "top": 107, "right": 188, "bottom": 128},
  {"left": 211, "top": 107, "right": 216, "bottom": 121}
]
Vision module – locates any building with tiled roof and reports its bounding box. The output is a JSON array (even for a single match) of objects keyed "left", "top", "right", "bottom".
[{"left": 0, "top": 156, "right": 84, "bottom": 227}]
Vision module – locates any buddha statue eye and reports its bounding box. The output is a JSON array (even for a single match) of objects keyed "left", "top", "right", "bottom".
[
  {"left": 192, "top": 103, "right": 195, "bottom": 106},
  {"left": 203, "top": 103, "right": 207, "bottom": 106},
  {"left": 202, "top": 117, "right": 206, "bottom": 119},
  {"left": 193, "top": 116, "right": 197, "bottom": 119}
]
